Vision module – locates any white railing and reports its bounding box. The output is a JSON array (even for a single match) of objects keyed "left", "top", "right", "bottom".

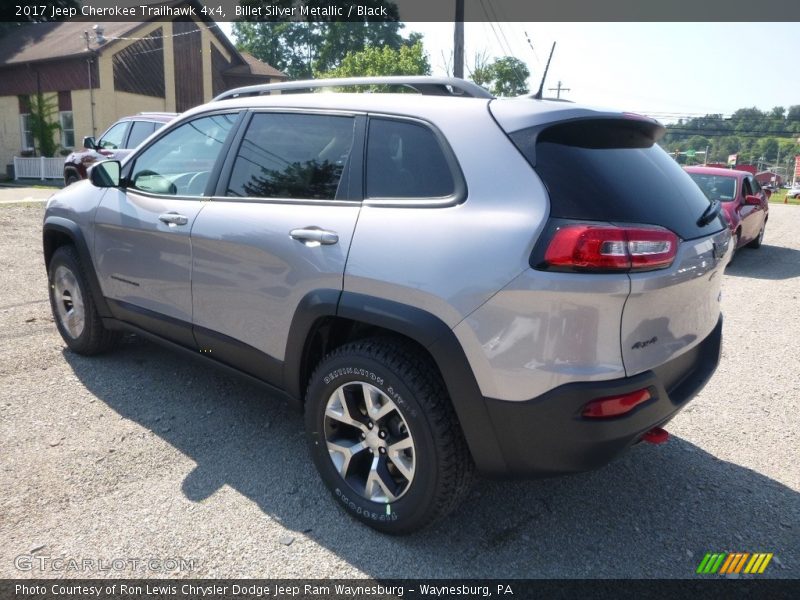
[{"left": 13, "top": 156, "right": 63, "bottom": 180}]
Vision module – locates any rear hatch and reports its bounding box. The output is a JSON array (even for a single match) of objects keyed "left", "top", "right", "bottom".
[{"left": 493, "top": 104, "right": 729, "bottom": 377}]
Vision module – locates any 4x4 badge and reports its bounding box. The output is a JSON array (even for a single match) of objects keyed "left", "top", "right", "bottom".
[{"left": 631, "top": 336, "right": 658, "bottom": 350}]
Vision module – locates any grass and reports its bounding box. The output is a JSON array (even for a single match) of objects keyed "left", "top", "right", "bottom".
[
  {"left": 0, "top": 201, "right": 46, "bottom": 209},
  {"left": 768, "top": 189, "right": 800, "bottom": 205}
]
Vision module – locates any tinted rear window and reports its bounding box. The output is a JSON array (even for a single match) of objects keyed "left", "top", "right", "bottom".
[{"left": 511, "top": 120, "right": 724, "bottom": 240}]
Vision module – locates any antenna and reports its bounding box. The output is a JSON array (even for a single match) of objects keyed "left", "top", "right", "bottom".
[{"left": 533, "top": 42, "right": 556, "bottom": 100}]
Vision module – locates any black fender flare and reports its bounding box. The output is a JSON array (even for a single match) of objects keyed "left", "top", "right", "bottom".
[
  {"left": 284, "top": 290, "right": 507, "bottom": 473},
  {"left": 42, "top": 216, "right": 111, "bottom": 318}
]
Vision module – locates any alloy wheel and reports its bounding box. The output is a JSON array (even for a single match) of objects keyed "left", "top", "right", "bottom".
[{"left": 323, "top": 382, "right": 416, "bottom": 503}]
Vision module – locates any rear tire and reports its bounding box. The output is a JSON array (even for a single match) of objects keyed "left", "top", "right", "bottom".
[
  {"left": 64, "top": 172, "right": 80, "bottom": 186},
  {"left": 48, "top": 245, "right": 120, "bottom": 355},
  {"left": 304, "top": 338, "right": 473, "bottom": 534}
]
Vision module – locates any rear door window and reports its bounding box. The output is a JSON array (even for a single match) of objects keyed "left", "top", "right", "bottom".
[
  {"left": 226, "top": 113, "right": 355, "bottom": 201},
  {"left": 366, "top": 118, "right": 455, "bottom": 199},
  {"left": 512, "top": 119, "right": 724, "bottom": 240},
  {"left": 127, "top": 121, "right": 158, "bottom": 148}
]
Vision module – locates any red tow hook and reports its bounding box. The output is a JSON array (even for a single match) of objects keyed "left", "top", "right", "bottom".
[{"left": 642, "top": 427, "right": 669, "bottom": 444}]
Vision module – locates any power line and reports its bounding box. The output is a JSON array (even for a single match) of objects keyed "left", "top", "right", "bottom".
[{"left": 477, "top": 0, "right": 528, "bottom": 91}]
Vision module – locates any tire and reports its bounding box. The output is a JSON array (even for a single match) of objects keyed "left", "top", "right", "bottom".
[
  {"left": 64, "top": 172, "right": 80, "bottom": 186},
  {"left": 304, "top": 338, "right": 473, "bottom": 534},
  {"left": 747, "top": 223, "right": 765, "bottom": 249},
  {"left": 48, "top": 245, "right": 120, "bottom": 355}
]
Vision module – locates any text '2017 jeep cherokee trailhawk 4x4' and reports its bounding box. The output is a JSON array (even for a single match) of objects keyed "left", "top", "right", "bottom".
[{"left": 43, "top": 77, "right": 730, "bottom": 533}]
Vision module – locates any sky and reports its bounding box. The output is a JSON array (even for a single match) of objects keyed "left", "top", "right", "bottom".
[{"left": 219, "top": 22, "right": 800, "bottom": 122}]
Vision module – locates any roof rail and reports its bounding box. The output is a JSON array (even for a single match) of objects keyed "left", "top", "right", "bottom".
[{"left": 213, "top": 76, "right": 493, "bottom": 102}]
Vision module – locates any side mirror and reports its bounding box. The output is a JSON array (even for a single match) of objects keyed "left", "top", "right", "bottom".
[
  {"left": 744, "top": 194, "right": 761, "bottom": 206},
  {"left": 83, "top": 136, "right": 97, "bottom": 150},
  {"left": 764, "top": 188, "right": 772, "bottom": 199},
  {"left": 89, "top": 160, "right": 121, "bottom": 188}
]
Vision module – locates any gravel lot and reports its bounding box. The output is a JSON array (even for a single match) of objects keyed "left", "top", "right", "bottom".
[{"left": 1, "top": 198, "right": 798, "bottom": 579}]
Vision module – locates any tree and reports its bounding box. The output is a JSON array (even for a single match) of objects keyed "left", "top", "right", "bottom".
[
  {"left": 317, "top": 41, "right": 430, "bottom": 79},
  {"left": 490, "top": 57, "right": 530, "bottom": 96},
  {"left": 28, "top": 92, "right": 61, "bottom": 157},
  {"left": 233, "top": 1, "right": 409, "bottom": 79},
  {"left": 467, "top": 55, "right": 530, "bottom": 97}
]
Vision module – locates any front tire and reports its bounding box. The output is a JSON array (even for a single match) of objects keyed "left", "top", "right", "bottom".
[
  {"left": 747, "top": 223, "right": 765, "bottom": 249},
  {"left": 48, "top": 245, "right": 120, "bottom": 355},
  {"left": 305, "top": 339, "right": 473, "bottom": 534}
]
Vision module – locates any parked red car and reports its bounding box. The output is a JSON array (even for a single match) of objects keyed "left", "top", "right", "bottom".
[
  {"left": 63, "top": 112, "right": 176, "bottom": 185},
  {"left": 685, "top": 166, "right": 769, "bottom": 251}
]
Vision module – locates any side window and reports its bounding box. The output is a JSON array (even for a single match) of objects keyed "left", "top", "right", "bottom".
[
  {"left": 366, "top": 118, "right": 455, "bottom": 199},
  {"left": 742, "top": 177, "right": 753, "bottom": 198},
  {"left": 226, "top": 113, "right": 355, "bottom": 200},
  {"left": 750, "top": 177, "right": 762, "bottom": 193},
  {"left": 127, "top": 121, "right": 157, "bottom": 149},
  {"left": 130, "top": 113, "right": 236, "bottom": 196},
  {"left": 98, "top": 121, "right": 129, "bottom": 150}
]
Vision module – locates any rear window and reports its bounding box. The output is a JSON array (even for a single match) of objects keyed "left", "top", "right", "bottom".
[
  {"left": 687, "top": 173, "right": 737, "bottom": 202},
  {"left": 511, "top": 119, "right": 724, "bottom": 240}
]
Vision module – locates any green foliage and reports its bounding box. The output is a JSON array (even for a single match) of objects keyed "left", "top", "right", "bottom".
[
  {"left": 317, "top": 42, "right": 430, "bottom": 79},
  {"left": 469, "top": 56, "right": 529, "bottom": 97},
  {"left": 233, "top": 1, "right": 407, "bottom": 80},
  {"left": 28, "top": 93, "right": 61, "bottom": 157},
  {"left": 661, "top": 104, "right": 800, "bottom": 169}
]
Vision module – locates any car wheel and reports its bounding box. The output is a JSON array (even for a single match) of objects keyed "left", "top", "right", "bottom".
[
  {"left": 64, "top": 172, "right": 80, "bottom": 186},
  {"left": 747, "top": 224, "right": 765, "bottom": 249},
  {"left": 305, "top": 339, "right": 473, "bottom": 534},
  {"left": 48, "top": 245, "right": 120, "bottom": 355}
]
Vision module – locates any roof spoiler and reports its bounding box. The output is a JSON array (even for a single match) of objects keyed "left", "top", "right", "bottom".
[{"left": 213, "top": 76, "right": 494, "bottom": 102}]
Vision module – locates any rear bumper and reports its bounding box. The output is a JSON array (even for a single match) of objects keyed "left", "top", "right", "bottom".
[{"left": 477, "top": 316, "right": 722, "bottom": 476}]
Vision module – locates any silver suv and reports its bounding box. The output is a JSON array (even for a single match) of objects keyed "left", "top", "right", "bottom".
[{"left": 43, "top": 77, "right": 729, "bottom": 533}]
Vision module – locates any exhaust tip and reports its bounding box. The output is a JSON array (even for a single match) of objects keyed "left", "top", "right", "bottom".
[{"left": 642, "top": 426, "right": 669, "bottom": 445}]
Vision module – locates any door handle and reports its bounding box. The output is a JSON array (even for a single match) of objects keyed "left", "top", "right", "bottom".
[
  {"left": 290, "top": 228, "right": 339, "bottom": 245},
  {"left": 159, "top": 212, "right": 189, "bottom": 226}
]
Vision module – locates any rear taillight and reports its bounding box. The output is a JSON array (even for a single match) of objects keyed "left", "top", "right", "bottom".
[{"left": 543, "top": 224, "right": 678, "bottom": 272}]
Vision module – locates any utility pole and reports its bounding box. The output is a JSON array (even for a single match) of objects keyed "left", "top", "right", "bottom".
[
  {"left": 84, "top": 30, "right": 97, "bottom": 137},
  {"left": 454, "top": 0, "right": 464, "bottom": 79},
  {"left": 547, "top": 80, "right": 570, "bottom": 99}
]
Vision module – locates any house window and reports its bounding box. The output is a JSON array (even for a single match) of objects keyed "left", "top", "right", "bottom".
[
  {"left": 19, "top": 114, "right": 34, "bottom": 152},
  {"left": 60, "top": 112, "right": 75, "bottom": 148}
]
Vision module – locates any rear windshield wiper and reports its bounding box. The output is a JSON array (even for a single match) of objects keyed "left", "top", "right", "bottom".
[{"left": 697, "top": 199, "right": 721, "bottom": 227}]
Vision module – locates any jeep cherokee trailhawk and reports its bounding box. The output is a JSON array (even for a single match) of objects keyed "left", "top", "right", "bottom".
[{"left": 43, "top": 77, "right": 730, "bottom": 533}]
